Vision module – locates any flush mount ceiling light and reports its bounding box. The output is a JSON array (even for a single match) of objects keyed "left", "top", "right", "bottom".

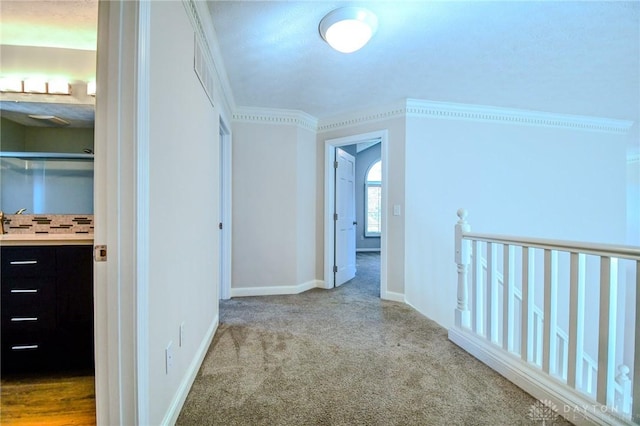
[{"left": 319, "top": 7, "right": 378, "bottom": 53}]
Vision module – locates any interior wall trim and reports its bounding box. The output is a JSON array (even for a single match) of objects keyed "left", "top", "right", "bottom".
[
  {"left": 448, "top": 327, "right": 626, "bottom": 426},
  {"left": 231, "top": 280, "right": 324, "bottom": 297},
  {"left": 233, "top": 107, "right": 318, "bottom": 131},
  {"left": 162, "top": 316, "right": 219, "bottom": 425},
  {"left": 317, "top": 99, "right": 634, "bottom": 135},
  {"left": 317, "top": 101, "right": 407, "bottom": 133},
  {"left": 382, "top": 291, "right": 405, "bottom": 303},
  {"left": 406, "top": 99, "right": 634, "bottom": 135},
  {"left": 136, "top": 1, "right": 151, "bottom": 424}
]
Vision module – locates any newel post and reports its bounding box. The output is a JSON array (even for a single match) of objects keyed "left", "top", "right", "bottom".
[
  {"left": 616, "top": 364, "right": 632, "bottom": 416},
  {"left": 455, "top": 209, "right": 471, "bottom": 328}
]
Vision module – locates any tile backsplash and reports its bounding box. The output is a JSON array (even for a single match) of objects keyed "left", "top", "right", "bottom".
[{"left": 2, "top": 214, "right": 94, "bottom": 234}]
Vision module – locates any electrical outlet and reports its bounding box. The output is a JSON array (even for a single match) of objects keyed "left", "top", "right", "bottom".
[
  {"left": 165, "top": 341, "right": 173, "bottom": 374},
  {"left": 179, "top": 322, "right": 185, "bottom": 347}
]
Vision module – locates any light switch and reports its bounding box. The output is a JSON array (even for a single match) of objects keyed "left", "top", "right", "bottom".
[{"left": 393, "top": 205, "right": 401, "bottom": 216}]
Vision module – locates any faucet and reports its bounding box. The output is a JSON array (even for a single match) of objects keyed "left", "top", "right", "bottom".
[{"left": 15, "top": 208, "right": 26, "bottom": 215}]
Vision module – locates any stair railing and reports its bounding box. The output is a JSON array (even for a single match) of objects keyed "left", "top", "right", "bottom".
[{"left": 453, "top": 209, "right": 640, "bottom": 424}]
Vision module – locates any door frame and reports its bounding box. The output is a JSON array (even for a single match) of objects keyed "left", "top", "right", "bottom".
[
  {"left": 219, "top": 118, "right": 232, "bottom": 300},
  {"left": 94, "top": 1, "right": 149, "bottom": 424},
  {"left": 323, "top": 130, "right": 388, "bottom": 296}
]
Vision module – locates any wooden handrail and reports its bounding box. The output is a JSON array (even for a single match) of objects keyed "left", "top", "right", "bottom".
[{"left": 462, "top": 231, "right": 640, "bottom": 260}]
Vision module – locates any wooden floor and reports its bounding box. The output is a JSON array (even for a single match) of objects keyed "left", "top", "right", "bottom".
[{"left": 1, "top": 374, "right": 96, "bottom": 426}]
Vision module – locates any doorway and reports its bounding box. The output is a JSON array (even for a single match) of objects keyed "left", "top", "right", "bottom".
[
  {"left": 323, "top": 130, "right": 389, "bottom": 297},
  {"left": 0, "top": 1, "right": 100, "bottom": 424}
]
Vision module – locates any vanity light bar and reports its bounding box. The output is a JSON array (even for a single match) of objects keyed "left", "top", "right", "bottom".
[
  {"left": 0, "top": 77, "right": 23, "bottom": 92},
  {"left": 87, "top": 81, "right": 96, "bottom": 96},
  {"left": 23, "top": 78, "right": 48, "bottom": 93},
  {"left": 48, "top": 79, "right": 71, "bottom": 95}
]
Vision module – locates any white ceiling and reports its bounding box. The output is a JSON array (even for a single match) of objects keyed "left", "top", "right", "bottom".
[
  {"left": 0, "top": 1, "right": 637, "bottom": 135},
  {"left": 207, "top": 1, "right": 640, "bottom": 124},
  {"left": 0, "top": 0, "right": 98, "bottom": 50}
]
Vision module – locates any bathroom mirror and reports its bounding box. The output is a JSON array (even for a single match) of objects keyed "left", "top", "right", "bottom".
[{"left": 0, "top": 101, "right": 95, "bottom": 215}]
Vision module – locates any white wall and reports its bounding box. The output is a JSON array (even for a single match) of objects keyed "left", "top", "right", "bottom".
[
  {"left": 147, "top": 2, "right": 219, "bottom": 424},
  {"left": 404, "top": 115, "right": 629, "bottom": 329},
  {"left": 296, "top": 126, "right": 318, "bottom": 286},
  {"left": 232, "top": 117, "right": 317, "bottom": 292},
  {"left": 0, "top": 44, "right": 96, "bottom": 82},
  {"left": 232, "top": 121, "right": 297, "bottom": 289},
  {"left": 627, "top": 154, "right": 640, "bottom": 247}
]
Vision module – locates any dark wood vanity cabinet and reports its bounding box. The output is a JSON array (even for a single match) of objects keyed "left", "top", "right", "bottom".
[{"left": 1, "top": 245, "right": 94, "bottom": 374}]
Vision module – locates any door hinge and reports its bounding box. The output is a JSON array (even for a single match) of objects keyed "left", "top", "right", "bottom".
[
  {"left": 94, "top": 245, "right": 107, "bottom": 262},
  {"left": 219, "top": 222, "right": 223, "bottom": 230},
  {"left": 334, "top": 213, "right": 338, "bottom": 221},
  {"left": 334, "top": 161, "right": 338, "bottom": 169},
  {"left": 333, "top": 265, "right": 338, "bottom": 273}
]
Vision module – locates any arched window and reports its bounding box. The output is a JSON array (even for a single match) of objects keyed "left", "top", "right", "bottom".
[{"left": 365, "top": 160, "right": 381, "bottom": 236}]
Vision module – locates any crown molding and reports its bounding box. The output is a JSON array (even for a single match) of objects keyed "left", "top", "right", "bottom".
[
  {"left": 317, "top": 100, "right": 406, "bottom": 133},
  {"left": 233, "top": 107, "right": 318, "bottom": 131},
  {"left": 406, "top": 99, "right": 634, "bottom": 135},
  {"left": 317, "top": 99, "right": 634, "bottom": 134},
  {"left": 183, "top": 0, "right": 236, "bottom": 116}
]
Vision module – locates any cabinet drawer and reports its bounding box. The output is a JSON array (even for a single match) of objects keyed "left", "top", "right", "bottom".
[
  {"left": 1, "top": 247, "right": 55, "bottom": 277},
  {"left": 2, "top": 330, "right": 44, "bottom": 348},
  {"left": 1, "top": 275, "right": 55, "bottom": 293},
  {"left": 1, "top": 309, "right": 55, "bottom": 332},
  {"left": 1, "top": 277, "right": 55, "bottom": 328},
  {"left": 1, "top": 332, "right": 52, "bottom": 372}
]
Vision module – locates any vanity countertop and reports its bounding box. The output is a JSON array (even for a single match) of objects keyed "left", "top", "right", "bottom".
[{"left": 0, "top": 234, "right": 94, "bottom": 246}]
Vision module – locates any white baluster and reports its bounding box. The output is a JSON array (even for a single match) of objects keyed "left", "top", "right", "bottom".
[
  {"left": 597, "top": 257, "right": 618, "bottom": 407},
  {"left": 474, "top": 240, "right": 484, "bottom": 334},
  {"left": 586, "top": 357, "right": 596, "bottom": 395},
  {"left": 568, "top": 252, "right": 586, "bottom": 390},
  {"left": 455, "top": 209, "right": 471, "bottom": 329},
  {"left": 487, "top": 242, "right": 499, "bottom": 343},
  {"left": 615, "top": 364, "right": 632, "bottom": 416},
  {"left": 503, "top": 245, "right": 515, "bottom": 352},
  {"left": 534, "top": 308, "right": 543, "bottom": 367},
  {"left": 522, "top": 247, "right": 536, "bottom": 363},
  {"left": 543, "top": 249, "right": 558, "bottom": 375}
]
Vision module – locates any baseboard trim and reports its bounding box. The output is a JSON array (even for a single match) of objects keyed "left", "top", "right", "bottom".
[
  {"left": 382, "top": 291, "right": 405, "bottom": 303},
  {"left": 448, "top": 327, "right": 632, "bottom": 426},
  {"left": 231, "top": 280, "right": 324, "bottom": 297},
  {"left": 162, "top": 315, "right": 219, "bottom": 426},
  {"left": 316, "top": 280, "right": 332, "bottom": 290},
  {"left": 356, "top": 248, "right": 381, "bottom": 253}
]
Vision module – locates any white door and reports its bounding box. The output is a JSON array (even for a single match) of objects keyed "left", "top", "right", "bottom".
[{"left": 334, "top": 147, "right": 356, "bottom": 286}]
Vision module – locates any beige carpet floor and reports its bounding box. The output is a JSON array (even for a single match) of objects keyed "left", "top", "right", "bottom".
[{"left": 177, "top": 252, "right": 572, "bottom": 425}]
